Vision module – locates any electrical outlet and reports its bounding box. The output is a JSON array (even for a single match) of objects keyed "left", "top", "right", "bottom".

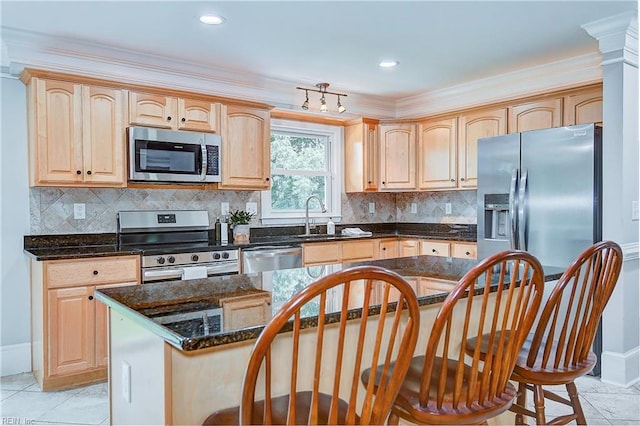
[
  {"left": 246, "top": 202, "right": 257, "bottom": 215},
  {"left": 632, "top": 201, "right": 639, "bottom": 221},
  {"left": 221, "top": 202, "right": 229, "bottom": 216},
  {"left": 411, "top": 203, "right": 417, "bottom": 214},
  {"left": 368, "top": 202, "right": 375, "bottom": 214},
  {"left": 73, "top": 203, "right": 85, "bottom": 220},
  {"left": 122, "top": 361, "right": 131, "bottom": 403},
  {"left": 445, "top": 203, "right": 452, "bottom": 215}
]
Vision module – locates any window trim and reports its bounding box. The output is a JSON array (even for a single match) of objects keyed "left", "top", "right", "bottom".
[{"left": 261, "top": 119, "right": 343, "bottom": 226}]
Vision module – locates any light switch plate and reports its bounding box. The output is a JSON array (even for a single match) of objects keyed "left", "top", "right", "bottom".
[
  {"left": 445, "top": 203, "right": 452, "bottom": 215},
  {"left": 73, "top": 203, "right": 85, "bottom": 220},
  {"left": 246, "top": 202, "right": 257, "bottom": 215},
  {"left": 369, "top": 202, "right": 375, "bottom": 214},
  {"left": 411, "top": 203, "right": 417, "bottom": 214},
  {"left": 221, "top": 202, "right": 229, "bottom": 216},
  {"left": 122, "top": 361, "right": 131, "bottom": 403},
  {"left": 632, "top": 201, "right": 639, "bottom": 221}
]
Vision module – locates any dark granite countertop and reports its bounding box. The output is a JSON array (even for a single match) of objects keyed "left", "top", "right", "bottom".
[
  {"left": 23, "top": 223, "right": 477, "bottom": 261},
  {"left": 95, "top": 254, "right": 562, "bottom": 352}
]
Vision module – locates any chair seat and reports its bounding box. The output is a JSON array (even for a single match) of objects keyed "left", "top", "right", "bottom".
[
  {"left": 466, "top": 333, "right": 598, "bottom": 386},
  {"left": 362, "top": 355, "right": 517, "bottom": 425},
  {"left": 203, "top": 391, "right": 355, "bottom": 425}
]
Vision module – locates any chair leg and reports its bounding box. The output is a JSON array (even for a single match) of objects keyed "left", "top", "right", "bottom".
[
  {"left": 533, "top": 384, "right": 547, "bottom": 425},
  {"left": 515, "top": 382, "right": 527, "bottom": 425},
  {"left": 387, "top": 409, "right": 400, "bottom": 425},
  {"left": 566, "top": 381, "right": 587, "bottom": 425}
]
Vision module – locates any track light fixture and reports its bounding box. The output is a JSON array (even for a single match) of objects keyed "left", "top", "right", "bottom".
[{"left": 296, "top": 83, "right": 347, "bottom": 114}]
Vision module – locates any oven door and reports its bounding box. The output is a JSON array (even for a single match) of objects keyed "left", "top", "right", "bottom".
[
  {"left": 142, "top": 262, "right": 239, "bottom": 283},
  {"left": 128, "top": 126, "right": 221, "bottom": 183}
]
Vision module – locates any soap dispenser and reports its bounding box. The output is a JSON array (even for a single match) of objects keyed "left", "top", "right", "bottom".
[{"left": 327, "top": 217, "right": 335, "bottom": 235}]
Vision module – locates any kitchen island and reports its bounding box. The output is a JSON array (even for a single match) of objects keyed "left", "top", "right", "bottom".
[{"left": 96, "top": 255, "right": 562, "bottom": 425}]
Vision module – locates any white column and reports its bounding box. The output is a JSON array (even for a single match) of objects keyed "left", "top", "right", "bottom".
[{"left": 583, "top": 11, "right": 639, "bottom": 387}]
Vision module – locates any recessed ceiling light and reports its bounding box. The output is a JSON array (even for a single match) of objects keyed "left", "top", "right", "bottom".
[
  {"left": 200, "top": 15, "right": 225, "bottom": 25},
  {"left": 379, "top": 60, "right": 399, "bottom": 68}
]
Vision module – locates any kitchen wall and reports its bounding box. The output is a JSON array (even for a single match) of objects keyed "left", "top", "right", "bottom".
[{"left": 29, "top": 188, "right": 477, "bottom": 234}]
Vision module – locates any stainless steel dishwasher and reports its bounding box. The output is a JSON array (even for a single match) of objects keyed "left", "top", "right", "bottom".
[{"left": 241, "top": 245, "right": 303, "bottom": 273}]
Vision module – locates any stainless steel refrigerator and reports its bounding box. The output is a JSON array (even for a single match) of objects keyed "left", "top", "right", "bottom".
[
  {"left": 477, "top": 123, "right": 603, "bottom": 375},
  {"left": 477, "top": 123, "right": 602, "bottom": 268}
]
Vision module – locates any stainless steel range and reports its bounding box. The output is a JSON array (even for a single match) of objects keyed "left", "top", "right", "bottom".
[{"left": 117, "top": 210, "right": 238, "bottom": 283}]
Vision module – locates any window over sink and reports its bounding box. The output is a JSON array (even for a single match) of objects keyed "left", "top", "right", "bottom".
[{"left": 261, "top": 119, "right": 342, "bottom": 225}]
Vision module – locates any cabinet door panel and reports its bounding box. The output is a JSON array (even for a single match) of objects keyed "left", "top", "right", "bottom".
[
  {"left": 458, "top": 108, "right": 506, "bottom": 188},
  {"left": 508, "top": 98, "right": 562, "bottom": 133},
  {"left": 342, "top": 240, "right": 376, "bottom": 262},
  {"left": 48, "top": 287, "right": 94, "bottom": 376},
  {"left": 378, "top": 239, "right": 399, "bottom": 259},
  {"left": 220, "top": 105, "right": 270, "bottom": 189},
  {"left": 178, "top": 99, "right": 221, "bottom": 132},
  {"left": 303, "top": 243, "right": 341, "bottom": 266},
  {"left": 221, "top": 293, "right": 272, "bottom": 331},
  {"left": 82, "top": 86, "right": 126, "bottom": 185},
  {"left": 563, "top": 89, "right": 602, "bottom": 126},
  {"left": 418, "top": 118, "right": 457, "bottom": 190},
  {"left": 129, "top": 92, "right": 176, "bottom": 129},
  {"left": 399, "top": 239, "right": 419, "bottom": 257},
  {"left": 420, "top": 241, "right": 451, "bottom": 257},
  {"left": 379, "top": 124, "right": 416, "bottom": 190},
  {"left": 452, "top": 242, "right": 477, "bottom": 259},
  {"left": 33, "top": 79, "right": 83, "bottom": 184}
]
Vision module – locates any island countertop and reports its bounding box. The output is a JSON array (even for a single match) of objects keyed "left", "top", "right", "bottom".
[{"left": 96, "top": 255, "right": 564, "bottom": 352}]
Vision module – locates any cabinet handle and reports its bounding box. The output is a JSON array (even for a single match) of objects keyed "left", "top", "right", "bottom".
[
  {"left": 181, "top": 117, "right": 186, "bottom": 122},
  {"left": 86, "top": 170, "right": 92, "bottom": 175},
  {"left": 167, "top": 116, "right": 172, "bottom": 121},
  {"left": 93, "top": 270, "right": 99, "bottom": 275},
  {"left": 88, "top": 295, "right": 94, "bottom": 301},
  {"left": 76, "top": 170, "right": 82, "bottom": 175}
]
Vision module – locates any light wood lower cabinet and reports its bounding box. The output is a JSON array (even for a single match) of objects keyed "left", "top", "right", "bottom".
[
  {"left": 219, "top": 292, "right": 272, "bottom": 331},
  {"left": 302, "top": 239, "right": 378, "bottom": 266},
  {"left": 378, "top": 239, "right": 399, "bottom": 259},
  {"left": 452, "top": 242, "right": 477, "bottom": 259},
  {"left": 31, "top": 255, "right": 140, "bottom": 390},
  {"left": 419, "top": 241, "right": 451, "bottom": 257}
]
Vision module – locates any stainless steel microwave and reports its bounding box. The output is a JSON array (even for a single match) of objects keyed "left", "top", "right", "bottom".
[{"left": 128, "top": 126, "right": 221, "bottom": 183}]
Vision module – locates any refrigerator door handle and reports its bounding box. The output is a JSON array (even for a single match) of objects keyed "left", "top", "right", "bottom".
[
  {"left": 509, "top": 169, "right": 519, "bottom": 249},
  {"left": 518, "top": 169, "right": 529, "bottom": 251}
]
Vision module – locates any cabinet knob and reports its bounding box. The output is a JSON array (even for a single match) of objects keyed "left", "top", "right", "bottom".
[
  {"left": 450, "top": 179, "right": 455, "bottom": 182},
  {"left": 86, "top": 170, "right": 92, "bottom": 175},
  {"left": 432, "top": 249, "right": 437, "bottom": 253},
  {"left": 76, "top": 170, "right": 82, "bottom": 175},
  {"left": 181, "top": 117, "right": 186, "bottom": 122},
  {"left": 166, "top": 116, "right": 172, "bottom": 121},
  {"left": 88, "top": 295, "right": 94, "bottom": 300},
  {"left": 265, "top": 177, "right": 270, "bottom": 182},
  {"left": 382, "top": 181, "right": 386, "bottom": 185},
  {"left": 367, "top": 180, "right": 372, "bottom": 184},
  {"left": 93, "top": 270, "right": 99, "bottom": 275},
  {"left": 460, "top": 177, "right": 465, "bottom": 181},
  {"left": 382, "top": 247, "right": 386, "bottom": 251}
]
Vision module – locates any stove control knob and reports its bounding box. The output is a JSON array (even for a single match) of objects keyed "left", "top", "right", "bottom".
[
  {"left": 156, "top": 257, "right": 166, "bottom": 265},
  {"left": 191, "top": 254, "right": 199, "bottom": 262},
  {"left": 213, "top": 252, "right": 221, "bottom": 260},
  {"left": 167, "top": 256, "right": 176, "bottom": 264},
  {"left": 222, "top": 252, "right": 230, "bottom": 259}
]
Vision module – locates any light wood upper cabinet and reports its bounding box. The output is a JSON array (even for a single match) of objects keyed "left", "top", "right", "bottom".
[
  {"left": 458, "top": 108, "right": 507, "bottom": 188},
  {"left": 129, "top": 92, "right": 177, "bottom": 129},
  {"left": 379, "top": 123, "right": 417, "bottom": 191},
  {"left": 563, "top": 88, "right": 602, "bottom": 126},
  {"left": 418, "top": 118, "right": 457, "bottom": 190},
  {"left": 508, "top": 98, "right": 562, "bottom": 133},
  {"left": 344, "top": 119, "right": 379, "bottom": 192},
  {"left": 28, "top": 78, "right": 127, "bottom": 187},
  {"left": 219, "top": 105, "right": 271, "bottom": 190},
  {"left": 177, "top": 98, "right": 221, "bottom": 132}
]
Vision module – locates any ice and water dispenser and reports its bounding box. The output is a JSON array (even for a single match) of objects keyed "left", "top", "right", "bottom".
[{"left": 483, "top": 194, "right": 509, "bottom": 240}]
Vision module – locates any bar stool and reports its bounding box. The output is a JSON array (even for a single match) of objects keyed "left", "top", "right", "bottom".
[
  {"left": 466, "top": 240, "right": 623, "bottom": 424},
  {"left": 362, "top": 250, "right": 545, "bottom": 425},
  {"left": 203, "top": 265, "right": 421, "bottom": 425}
]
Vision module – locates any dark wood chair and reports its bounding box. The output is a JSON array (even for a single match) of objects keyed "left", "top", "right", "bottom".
[
  {"left": 467, "top": 240, "right": 623, "bottom": 425},
  {"left": 362, "top": 250, "right": 546, "bottom": 425},
  {"left": 203, "top": 265, "right": 421, "bottom": 425}
]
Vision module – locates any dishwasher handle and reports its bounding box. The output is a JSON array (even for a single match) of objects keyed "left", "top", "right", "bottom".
[{"left": 242, "top": 246, "right": 302, "bottom": 258}]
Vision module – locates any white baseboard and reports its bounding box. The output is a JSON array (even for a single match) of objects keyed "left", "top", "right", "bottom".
[
  {"left": 601, "top": 347, "right": 640, "bottom": 387},
  {"left": 0, "top": 343, "right": 31, "bottom": 377}
]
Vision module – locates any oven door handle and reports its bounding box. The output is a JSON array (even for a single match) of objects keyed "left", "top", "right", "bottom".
[{"left": 143, "top": 268, "right": 184, "bottom": 281}]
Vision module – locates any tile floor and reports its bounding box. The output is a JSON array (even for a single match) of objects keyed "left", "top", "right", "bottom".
[{"left": 0, "top": 372, "right": 638, "bottom": 425}]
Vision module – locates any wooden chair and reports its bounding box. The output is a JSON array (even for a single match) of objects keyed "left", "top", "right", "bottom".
[
  {"left": 467, "top": 241, "right": 623, "bottom": 425},
  {"left": 203, "top": 265, "right": 421, "bottom": 425},
  {"left": 361, "top": 250, "right": 546, "bottom": 425}
]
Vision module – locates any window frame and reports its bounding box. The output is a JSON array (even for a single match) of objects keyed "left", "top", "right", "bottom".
[{"left": 261, "top": 119, "right": 343, "bottom": 225}]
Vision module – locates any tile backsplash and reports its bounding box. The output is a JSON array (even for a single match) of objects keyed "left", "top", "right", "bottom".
[{"left": 29, "top": 187, "right": 477, "bottom": 234}]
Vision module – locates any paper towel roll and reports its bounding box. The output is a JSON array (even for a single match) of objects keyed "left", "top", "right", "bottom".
[{"left": 182, "top": 266, "right": 208, "bottom": 280}]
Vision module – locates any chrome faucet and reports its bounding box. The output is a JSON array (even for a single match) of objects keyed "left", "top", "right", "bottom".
[{"left": 305, "top": 195, "right": 327, "bottom": 235}]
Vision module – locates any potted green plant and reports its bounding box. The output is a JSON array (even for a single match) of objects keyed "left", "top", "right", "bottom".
[{"left": 229, "top": 210, "right": 255, "bottom": 243}]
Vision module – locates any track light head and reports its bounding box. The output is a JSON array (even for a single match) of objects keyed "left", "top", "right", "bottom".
[
  {"left": 319, "top": 95, "right": 328, "bottom": 112},
  {"left": 296, "top": 83, "right": 347, "bottom": 114},
  {"left": 337, "top": 95, "right": 346, "bottom": 114},
  {"left": 301, "top": 90, "right": 309, "bottom": 110}
]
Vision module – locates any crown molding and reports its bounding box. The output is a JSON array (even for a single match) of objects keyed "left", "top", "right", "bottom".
[
  {"left": 396, "top": 52, "right": 603, "bottom": 118},
  {"left": 582, "top": 11, "right": 638, "bottom": 67}
]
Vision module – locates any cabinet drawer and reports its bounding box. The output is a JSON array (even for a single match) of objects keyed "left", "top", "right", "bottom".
[
  {"left": 452, "top": 243, "right": 477, "bottom": 259},
  {"left": 45, "top": 256, "right": 140, "bottom": 288},
  {"left": 420, "top": 241, "right": 451, "bottom": 257},
  {"left": 303, "top": 243, "right": 341, "bottom": 266},
  {"left": 342, "top": 240, "right": 376, "bottom": 262}
]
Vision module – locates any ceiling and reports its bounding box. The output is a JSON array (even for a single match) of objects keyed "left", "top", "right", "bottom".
[{"left": 1, "top": 1, "right": 636, "bottom": 100}]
